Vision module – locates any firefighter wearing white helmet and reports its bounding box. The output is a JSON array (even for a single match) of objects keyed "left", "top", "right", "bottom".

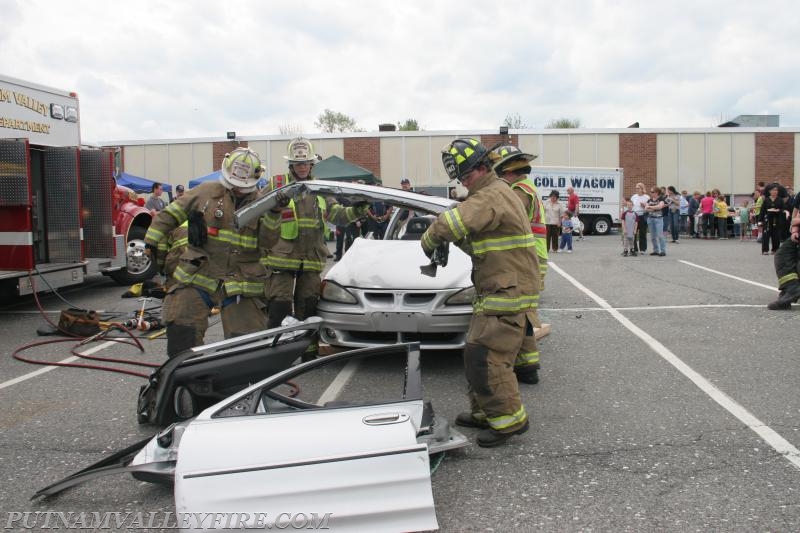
[
  {"left": 262, "top": 137, "right": 368, "bottom": 360},
  {"left": 145, "top": 147, "right": 268, "bottom": 356},
  {"left": 491, "top": 144, "right": 546, "bottom": 386},
  {"left": 421, "top": 138, "right": 539, "bottom": 447}
]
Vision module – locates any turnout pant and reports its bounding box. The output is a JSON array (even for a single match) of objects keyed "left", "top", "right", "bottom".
[
  {"left": 265, "top": 270, "right": 322, "bottom": 356},
  {"left": 513, "top": 311, "right": 541, "bottom": 375},
  {"left": 163, "top": 285, "right": 266, "bottom": 357},
  {"left": 464, "top": 313, "right": 528, "bottom": 434},
  {"left": 774, "top": 239, "right": 800, "bottom": 289}
]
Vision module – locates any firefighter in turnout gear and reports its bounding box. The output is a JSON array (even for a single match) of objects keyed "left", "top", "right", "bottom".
[
  {"left": 421, "top": 138, "right": 540, "bottom": 447},
  {"left": 491, "top": 145, "right": 547, "bottom": 385},
  {"left": 156, "top": 220, "right": 189, "bottom": 286},
  {"left": 767, "top": 215, "right": 800, "bottom": 310},
  {"left": 144, "top": 148, "right": 268, "bottom": 357},
  {"left": 262, "top": 138, "right": 367, "bottom": 359}
]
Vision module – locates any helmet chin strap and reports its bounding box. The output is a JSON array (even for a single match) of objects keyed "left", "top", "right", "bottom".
[{"left": 289, "top": 164, "right": 313, "bottom": 180}]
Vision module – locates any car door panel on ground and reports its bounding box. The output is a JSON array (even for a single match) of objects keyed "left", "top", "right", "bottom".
[{"left": 175, "top": 405, "right": 437, "bottom": 531}]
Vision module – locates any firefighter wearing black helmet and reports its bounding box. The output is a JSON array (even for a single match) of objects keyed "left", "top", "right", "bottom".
[
  {"left": 262, "top": 138, "right": 367, "bottom": 360},
  {"left": 421, "top": 138, "right": 540, "bottom": 447},
  {"left": 490, "top": 144, "right": 547, "bottom": 386}
]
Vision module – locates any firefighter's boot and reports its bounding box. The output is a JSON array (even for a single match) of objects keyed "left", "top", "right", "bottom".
[
  {"left": 476, "top": 419, "right": 530, "bottom": 448},
  {"left": 266, "top": 300, "right": 293, "bottom": 329},
  {"left": 455, "top": 412, "right": 490, "bottom": 429},
  {"left": 301, "top": 340, "right": 319, "bottom": 362},
  {"left": 516, "top": 368, "right": 539, "bottom": 385},
  {"left": 768, "top": 281, "right": 800, "bottom": 310}
]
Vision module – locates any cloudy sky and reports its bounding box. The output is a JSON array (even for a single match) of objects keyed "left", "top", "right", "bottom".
[{"left": 3, "top": 0, "right": 799, "bottom": 143}]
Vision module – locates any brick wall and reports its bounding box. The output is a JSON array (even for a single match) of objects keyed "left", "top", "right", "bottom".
[
  {"left": 755, "top": 132, "right": 794, "bottom": 185},
  {"left": 212, "top": 141, "right": 248, "bottom": 171},
  {"left": 479, "top": 134, "right": 519, "bottom": 152},
  {"left": 343, "top": 137, "right": 380, "bottom": 178},
  {"left": 619, "top": 133, "right": 657, "bottom": 198}
]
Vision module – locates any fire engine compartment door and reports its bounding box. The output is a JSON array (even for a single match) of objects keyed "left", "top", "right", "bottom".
[
  {"left": 0, "top": 139, "right": 35, "bottom": 269},
  {"left": 43, "top": 147, "right": 82, "bottom": 263},
  {"left": 80, "top": 149, "right": 115, "bottom": 258}
]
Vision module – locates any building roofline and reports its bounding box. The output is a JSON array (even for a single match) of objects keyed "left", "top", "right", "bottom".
[{"left": 94, "top": 126, "right": 800, "bottom": 146}]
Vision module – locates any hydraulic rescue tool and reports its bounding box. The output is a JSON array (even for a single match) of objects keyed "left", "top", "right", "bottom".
[{"left": 420, "top": 242, "right": 449, "bottom": 277}]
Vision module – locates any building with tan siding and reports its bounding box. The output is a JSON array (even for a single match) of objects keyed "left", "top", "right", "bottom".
[{"left": 101, "top": 127, "right": 800, "bottom": 199}]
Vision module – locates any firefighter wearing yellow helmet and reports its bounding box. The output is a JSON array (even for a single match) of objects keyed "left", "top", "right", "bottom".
[
  {"left": 491, "top": 144, "right": 547, "bottom": 386},
  {"left": 144, "top": 147, "right": 268, "bottom": 356},
  {"left": 421, "top": 138, "right": 539, "bottom": 447},
  {"left": 261, "top": 137, "right": 368, "bottom": 360}
]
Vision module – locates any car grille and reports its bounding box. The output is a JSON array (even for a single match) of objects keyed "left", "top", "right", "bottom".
[
  {"left": 361, "top": 291, "right": 438, "bottom": 305},
  {"left": 403, "top": 293, "right": 436, "bottom": 305}
]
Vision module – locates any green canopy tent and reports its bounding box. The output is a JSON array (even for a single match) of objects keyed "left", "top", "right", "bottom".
[{"left": 312, "top": 155, "right": 379, "bottom": 184}]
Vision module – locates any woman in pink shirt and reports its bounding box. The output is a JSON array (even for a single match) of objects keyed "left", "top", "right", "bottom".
[{"left": 699, "top": 191, "right": 716, "bottom": 239}]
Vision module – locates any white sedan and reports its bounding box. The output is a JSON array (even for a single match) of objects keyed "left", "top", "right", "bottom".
[{"left": 317, "top": 192, "right": 474, "bottom": 351}]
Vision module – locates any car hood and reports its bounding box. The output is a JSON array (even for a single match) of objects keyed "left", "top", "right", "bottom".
[{"left": 327, "top": 239, "right": 472, "bottom": 289}]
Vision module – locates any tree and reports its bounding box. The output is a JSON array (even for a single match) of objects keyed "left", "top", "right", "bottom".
[
  {"left": 545, "top": 118, "right": 582, "bottom": 129},
  {"left": 502, "top": 112, "right": 528, "bottom": 129},
  {"left": 397, "top": 119, "right": 422, "bottom": 131},
  {"left": 315, "top": 109, "right": 361, "bottom": 133},
  {"left": 279, "top": 122, "right": 304, "bottom": 136}
]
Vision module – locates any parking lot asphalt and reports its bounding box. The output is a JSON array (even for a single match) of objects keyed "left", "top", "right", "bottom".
[{"left": 1, "top": 233, "right": 798, "bottom": 532}]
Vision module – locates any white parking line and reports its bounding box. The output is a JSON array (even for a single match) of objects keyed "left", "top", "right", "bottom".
[
  {"left": 316, "top": 359, "right": 360, "bottom": 405},
  {"left": 544, "top": 304, "right": 767, "bottom": 313},
  {"left": 680, "top": 260, "right": 778, "bottom": 292},
  {"left": 0, "top": 340, "right": 118, "bottom": 391},
  {"left": 549, "top": 261, "right": 800, "bottom": 471}
]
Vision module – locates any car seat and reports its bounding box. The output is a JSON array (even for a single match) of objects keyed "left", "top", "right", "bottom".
[{"left": 402, "top": 216, "right": 432, "bottom": 240}]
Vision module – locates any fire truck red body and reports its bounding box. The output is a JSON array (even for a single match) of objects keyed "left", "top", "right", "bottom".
[{"left": 0, "top": 75, "right": 155, "bottom": 297}]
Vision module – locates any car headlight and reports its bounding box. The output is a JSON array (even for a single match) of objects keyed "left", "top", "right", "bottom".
[
  {"left": 321, "top": 280, "right": 357, "bottom": 304},
  {"left": 445, "top": 286, "right": 475, "bottom": 305}
]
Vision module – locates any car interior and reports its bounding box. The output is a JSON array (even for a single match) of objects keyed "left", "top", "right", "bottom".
[{"left": 402, "top": 216, "right": 433, "bottom": 240}]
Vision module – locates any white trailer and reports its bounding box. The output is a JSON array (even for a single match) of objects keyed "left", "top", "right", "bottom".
[{"left": 530, "top": 166, "right": 623, "bottom": 235}]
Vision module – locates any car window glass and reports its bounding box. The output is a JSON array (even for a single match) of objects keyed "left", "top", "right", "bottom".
[
  {"left": 262, "top": 351, "right": 411, "bottom": 412},
  {"left": 214, "top": 348, "right": 417, "bottom": 418}
]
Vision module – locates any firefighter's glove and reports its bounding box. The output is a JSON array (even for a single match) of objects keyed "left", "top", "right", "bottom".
[
  {"left": 422, "top": 244, "right": 435, "bottom": 260},
  {"left": 187, "top": 211, "right": 208, "bottom": 247},
  {"left": 276, "top": 191, "right": 291, "bottom": 208},
  {"left": 144, "top": 243, "right": 158, "bottom": 261},
  {"left": 353, "top": 201, "right": 370, "bottom": 216}
]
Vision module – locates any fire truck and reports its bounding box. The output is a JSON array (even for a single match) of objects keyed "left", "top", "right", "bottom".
[{"left": 0, "top": 74, "right": 155, "bottom": 298}]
